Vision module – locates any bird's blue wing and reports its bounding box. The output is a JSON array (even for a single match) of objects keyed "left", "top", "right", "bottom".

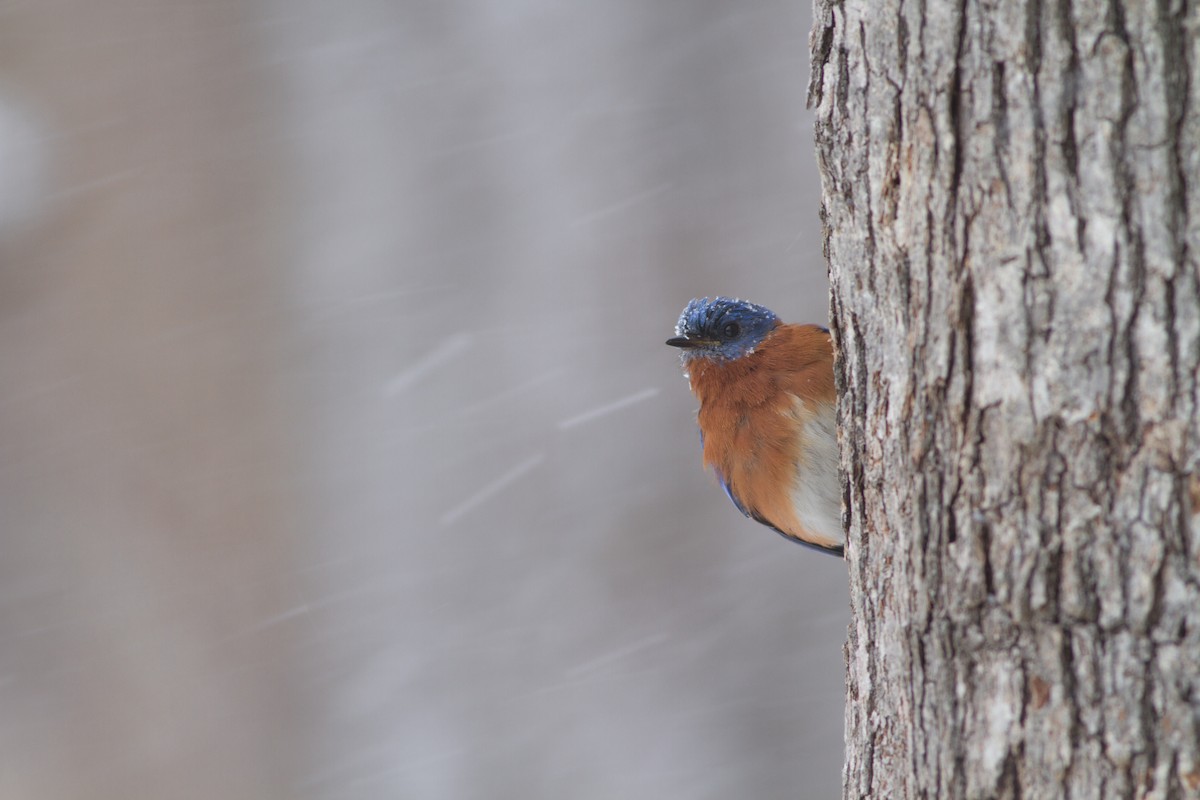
[
  {"left": 700, "top": 427, "right": 752, "bottom": 519},
  {"left": 715, "top": 468, "right": 752, "bottom": 518}
]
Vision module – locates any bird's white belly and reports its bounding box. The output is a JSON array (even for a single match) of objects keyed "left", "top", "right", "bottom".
[{"left": 788, "top": 398, "right": 844, "bottom": 546}]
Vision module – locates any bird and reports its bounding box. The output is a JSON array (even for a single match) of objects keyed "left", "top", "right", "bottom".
[{"left": 666, "top": 297, "right": 843, "bottom": 556}]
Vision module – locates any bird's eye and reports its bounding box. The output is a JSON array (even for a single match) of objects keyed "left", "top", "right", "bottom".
[{"left": 722, "top": 322, "right": 740, "bottom": 339}]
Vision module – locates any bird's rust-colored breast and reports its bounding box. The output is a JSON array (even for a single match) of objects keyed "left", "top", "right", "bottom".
[{"left": 687, "top": 323, "right": 838, "bottom": 548}]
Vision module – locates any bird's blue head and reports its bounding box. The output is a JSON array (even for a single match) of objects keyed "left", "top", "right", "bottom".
[{"left": 666, "top": 297, "right": 780, "bottom": 363}]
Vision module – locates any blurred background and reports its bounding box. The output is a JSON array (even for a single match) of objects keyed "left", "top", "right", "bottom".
[{"left": 0, "top": 1, "right": 847, "bottom": 798}]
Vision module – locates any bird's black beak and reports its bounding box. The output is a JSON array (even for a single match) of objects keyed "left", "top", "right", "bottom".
[{"left": 665, "top": 335, "right": 713, "bottom": 349}]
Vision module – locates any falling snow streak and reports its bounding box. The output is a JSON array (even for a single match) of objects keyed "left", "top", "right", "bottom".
[
  {"left": 439, "top": 453, "right": 545, "bottom": 526},
  {"left": 457, "top": 370, "right": 563, "bottom": 416},
  {"left": 569, "top": 183, "right": 671, "bottom": 227},
  {"left": 557, "top": 387, "right": 660, "bottom": 430},
  {"left": 310, "top": 283, "right": 458, "bottom": 319},
  {"left": 241, "top": 604, "right": 311, "bottom": 635},
  {"left": 563, "top": 632, "right": 670, "bottom": 678},
  {"left": 384, "top": 332, "right": 473, "bottom": 396}
]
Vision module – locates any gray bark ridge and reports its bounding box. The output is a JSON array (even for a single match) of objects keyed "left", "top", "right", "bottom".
[{"left": 810, "top": 0, "right": 1200, "bottom": 797}]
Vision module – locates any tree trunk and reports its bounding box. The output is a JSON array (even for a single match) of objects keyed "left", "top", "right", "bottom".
[{"left": 809, "top": 0, "right": 1200, "bottom": 797}]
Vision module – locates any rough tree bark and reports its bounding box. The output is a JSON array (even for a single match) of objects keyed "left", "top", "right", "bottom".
[{"left": 809, "top": 0, "right": 1200, "bottom": 797}]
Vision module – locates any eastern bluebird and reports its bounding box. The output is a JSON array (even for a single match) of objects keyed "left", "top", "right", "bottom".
[{"left": 667, "top": 297, "right": 843, "bottom": 556}]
